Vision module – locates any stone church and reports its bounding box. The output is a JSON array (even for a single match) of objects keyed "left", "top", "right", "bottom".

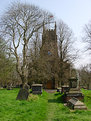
[{"left": 40, "top": 23, "right": 59, "bottom": 89}]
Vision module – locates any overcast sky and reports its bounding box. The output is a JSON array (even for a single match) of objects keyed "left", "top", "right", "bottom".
[{"left": 0, "top": 0, "right": 91, "bottom": 68}]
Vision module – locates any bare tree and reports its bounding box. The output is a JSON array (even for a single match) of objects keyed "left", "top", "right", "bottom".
[
  {"left": 0, "top": 2, "right": 54, "bottom": 87},
  {"left": 57, "top": 21, "right": 76, "bottom": 86},
  {"left": 27, "top": 31, "right": 42, "bottom": 84},
  {"left": 84, "top": 22, "right": 91, "bottom": 52},
  {"left": 57, "top": 21, "right": 76, "bottom": 62}
]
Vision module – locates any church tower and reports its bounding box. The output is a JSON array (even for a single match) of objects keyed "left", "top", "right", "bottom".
[
  {"left": 40, "top": 23, "right": 59, "bottom": 89},
  {"left": 41, "top": 22, "right": 58, "bottom": 60}
]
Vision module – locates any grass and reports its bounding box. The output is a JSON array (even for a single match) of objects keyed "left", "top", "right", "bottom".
[
  {"left": 81, "top": 89, "right": 91, "bottom": 109},
  {"left": 52, "top": 89, "right": 91, "bottom": 121},
  {"left": 0, "top": 88, "right": 48, "bottom": 121},
  {"left": 0, "top": 88, "right": 91, "bottom": 121}
]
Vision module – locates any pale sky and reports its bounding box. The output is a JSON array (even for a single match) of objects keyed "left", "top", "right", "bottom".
[{"left": 0, "top": 0, "right": 91, "bottom": 68}]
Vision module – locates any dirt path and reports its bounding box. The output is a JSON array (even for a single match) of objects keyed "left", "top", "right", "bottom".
[{"left": 46, "top": 93, "right": 59, "bottom": 121}]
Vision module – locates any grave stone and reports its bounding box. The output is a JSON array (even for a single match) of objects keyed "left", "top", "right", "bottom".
[
  {"left": 67, "top": 97, "right": 87, "bottom": 110},
  {"left": 16, "top": 83, "right": 30, "bottom": 100},
  {"left": 32, "top": 84, "right": 42, "bottom": 94},
  {"left": 63, "top": 88, "right": 84, "bottom": 102},
  {"left": 62, "top": 77, "right": 84, "bottom": 102},
  {"left": 16, "top": 88, "right": 29, "bottom": 100}
]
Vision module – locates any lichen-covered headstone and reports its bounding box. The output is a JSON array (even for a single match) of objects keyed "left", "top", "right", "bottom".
[
  {"left": 16, "top": 88, "right": 29, "bottom": 100},
  {"left": 16, "top": 83, "right": 30, "bottom": 100},
  {"left": 67, "top": 97, "right": 87, "bottom": 110}
]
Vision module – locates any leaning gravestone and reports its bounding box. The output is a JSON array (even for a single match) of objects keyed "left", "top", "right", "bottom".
[
  {"left": 16, "top": 88, "right": 29, "bottom": 100},
  {"left": 16, "top": 83, "right": 30, "bottom": 100},
  {"left": 67, "top": 97, "right": 87, "bottom": 110}
]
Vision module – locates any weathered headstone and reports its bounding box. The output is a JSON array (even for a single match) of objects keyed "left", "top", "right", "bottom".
[
  {"left": 16, "top": 83, "right": 30, "bottom": 100},
  {"left": 67, "top": 97, "right": 87, "bottom": 110},
  {"left": 32, "top": 84, "right": 42, "bottom": 94},
  {"left": 16, "top": 88, "right": 29, "bottom": 100}
]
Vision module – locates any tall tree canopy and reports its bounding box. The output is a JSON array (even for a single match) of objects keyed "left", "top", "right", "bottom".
[
  {"left": 57, "top": 21, "right": 77, "bottom": 85},
  {"left": 0, "top": 2, "right": 54, "bottom": 87}
]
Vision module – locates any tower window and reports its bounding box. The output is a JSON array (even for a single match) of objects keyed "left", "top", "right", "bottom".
[{"left": 48, "top": 51, "right": 52, "bottom": 55}]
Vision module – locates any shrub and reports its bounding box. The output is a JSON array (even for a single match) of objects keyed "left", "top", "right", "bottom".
[{"left": 27, "top": 94, "right": 39, "bottom": 102}]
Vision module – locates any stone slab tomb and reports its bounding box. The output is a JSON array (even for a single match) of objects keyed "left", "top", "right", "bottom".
[
  {"left": 67, "top": 97, "right": 87, "bottom": 110},
  {"left": 63, "top": 88, "right": 84, "bottom": 102},
  {"left": 32, "top": 84, "right": 42, "bottom": 94}
]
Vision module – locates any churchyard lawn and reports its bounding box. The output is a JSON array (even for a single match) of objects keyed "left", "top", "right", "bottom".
[{"left": 0, "top": 88, "right": 91, "bottom": 121}]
